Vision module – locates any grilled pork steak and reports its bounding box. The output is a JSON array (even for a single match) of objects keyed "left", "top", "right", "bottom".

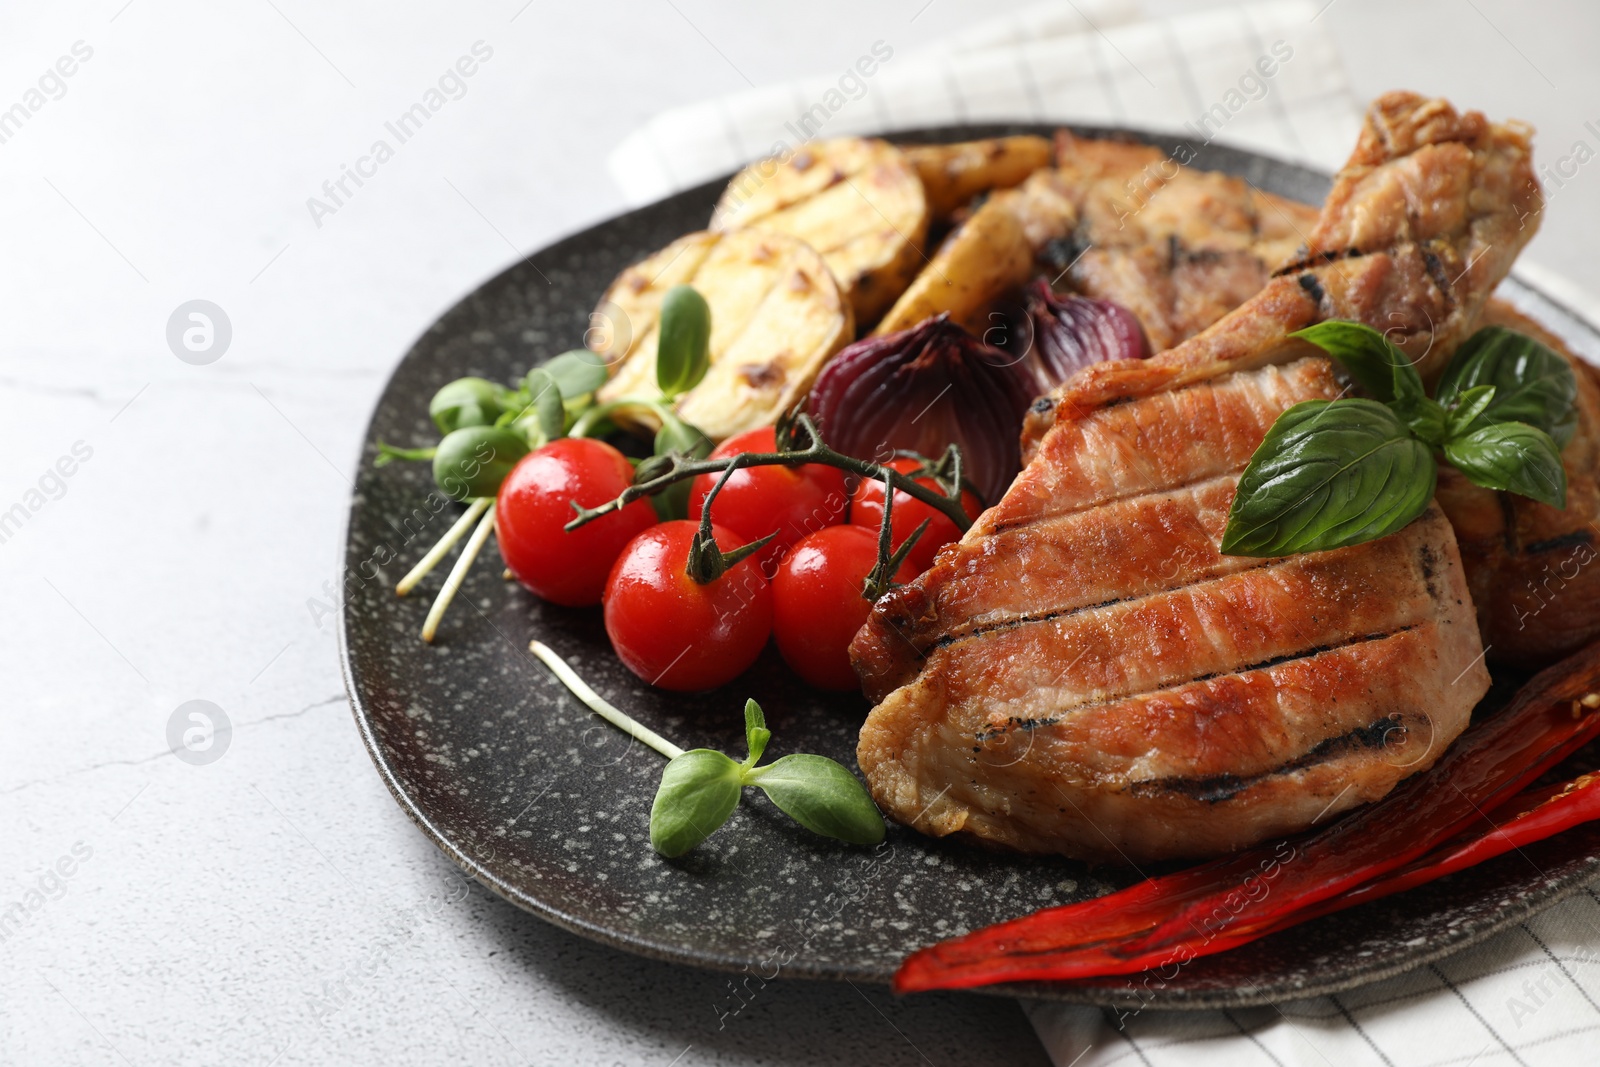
[
  {"left": 1034, "top": 110, "right": 1596, "bottom": 669},
  {"left": 853, "top": 93, "right": 1531, "bottom": 861}
]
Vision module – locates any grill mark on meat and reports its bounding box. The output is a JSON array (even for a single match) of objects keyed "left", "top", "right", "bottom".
[
  {"left": 1271, "top": 246, "right": 1363, "bottom": 277},
  {"left": 1498, "top": 491, "right": 1522, "bottom": 555},
  {"left": 1421, "top": 246, "right": 1455, "bottom": 310},
  {"left": 932, "top": 555, "right": 1280, "bottom": 651},
  {"left": 971, "top": 625, "right": 1414, "bottom": 741},
  {"left": 988, "top": 360, "right": 1339, "bottom": 533},
  {"left": 1127, "top": 712, "right": 1411, "bottom": 803},
  {"left": 934, "top": 596, "right": 1124, "bottom": 650},
  {"left": 860, "top": 476, "right": 1259, "bottom": 695},
  {"left": 1297, "top": 271, "right": 1326, "bottom": 309},
  {"left": 1523, "top": 530, "right": 1595, "bottom": 555},
  {"left": 1040, "top": 234, "right": 1090, "bottom": 275},
  {"left": 1418, "top": 543, "right": 1440, "bottom": 600}
]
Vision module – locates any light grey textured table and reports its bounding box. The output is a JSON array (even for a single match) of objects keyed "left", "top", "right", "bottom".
[{"left": 3, "top": 2, "right": 1595, "bottom": 1064}]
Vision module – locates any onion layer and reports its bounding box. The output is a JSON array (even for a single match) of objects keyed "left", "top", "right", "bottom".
[
  {"left": 807, "top": 316, "right": 1035, "bottom": 506},
  {"left": 1019, "top": 279, "right": 1150, "bottom": 390}
]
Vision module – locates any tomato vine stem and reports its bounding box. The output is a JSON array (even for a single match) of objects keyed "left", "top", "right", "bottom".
[{"left": 565, "top": 414, "right": 975, "bottom": 537}]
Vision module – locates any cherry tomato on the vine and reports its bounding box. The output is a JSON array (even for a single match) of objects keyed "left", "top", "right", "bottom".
[
  {"left": 688, "top": 427, "right": 848, "bottom": 575},
  {"left": 496, "top": 438, "right": 657, "bottom": 607},
  {"left": 603, "top": 520, "right": 773, "bottom": 692},
  {"left": 849, "top": 458, "right": 983, "bottom": 573},
  {"left": 772, "top": 525, "right": 916, "bottom": 691}
]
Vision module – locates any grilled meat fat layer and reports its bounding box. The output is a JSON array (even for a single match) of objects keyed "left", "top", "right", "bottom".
[{"left": 854, "top": 93, "right": 1511, "bottom": 861}]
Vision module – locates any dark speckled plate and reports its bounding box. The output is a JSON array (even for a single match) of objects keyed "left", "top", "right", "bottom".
[{"left": 341, "top": 124, "right": 1600, "bottom": 1009}]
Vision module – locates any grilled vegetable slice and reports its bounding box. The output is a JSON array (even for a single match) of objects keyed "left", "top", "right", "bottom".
[
  {"left": 874, "top": 171, "right": 1075, "bottom": 337},
  {"left": 710, "top": 138, "right": 928, "bottom": 325},
  {"left": 902, "top": 135, "right": 1053, "bottom": 218},
  {"left": 594, "top": 229, "right": 853, "bottom": 441}
]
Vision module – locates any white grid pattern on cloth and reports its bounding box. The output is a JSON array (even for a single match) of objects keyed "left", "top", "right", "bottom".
[
  {"left": 604, "top": 0, "right": 1362, "bottom": 205},
  {"left": 606, "top": 3, "right": 1600, "bottom": 1064},
  {"left": 1026, "top": 885, "right": 1600, "bottom": 1066}
]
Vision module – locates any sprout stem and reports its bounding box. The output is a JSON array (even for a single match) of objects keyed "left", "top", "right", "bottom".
[
  {"left": 421, "top": 506, "right": 497, "bottom": 643},
  {"left": 568, "top": 396, "right": 676, "bottom": 439},
  {"left": 528, "top": 641, "right": 684, "bottom": 759},
  {"left": 397, "top": 497, "right": 492, "bottom": 596}
]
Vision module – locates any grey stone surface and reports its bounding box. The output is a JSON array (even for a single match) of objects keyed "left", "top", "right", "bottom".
[{"left": 4, "top": 1, "right": 1597, "bottom": 1064}]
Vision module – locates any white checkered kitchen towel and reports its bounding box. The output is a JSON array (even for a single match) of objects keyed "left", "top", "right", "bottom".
[
  {"left": 608, "top": 0, "right": 1360, "bottom": 201},
  {"left": 608, "top": 3, "right": 1600, "bottom": 1063}
]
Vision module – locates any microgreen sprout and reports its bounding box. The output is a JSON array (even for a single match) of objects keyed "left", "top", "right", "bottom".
[{"left": 530, "top": 642, "right": 885, "bottom": 858}]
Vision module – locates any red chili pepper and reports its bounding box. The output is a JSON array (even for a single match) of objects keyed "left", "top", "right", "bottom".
[
  {"left": 894, "top": 641, "right": 1600, "bottom": 993},
  {"left": 1259, "top": 769, "right": 1600, "bottom": 933}
]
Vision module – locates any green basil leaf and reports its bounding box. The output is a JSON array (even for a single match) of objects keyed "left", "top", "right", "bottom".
[
  {"left": 540, "top": 349, "right": 609, "bottom": 399},
  {"left": 1403, "top": 396, "right": 1449, "bottom": 448},
  {"left": 1435, "top": 326, "right": 1579, "bottom": 447},
  {"left": 1291, "top": 321, "right": 1424, "bottom": 406},
  {"left": 523, "top": 368, "right": 565, "bottom": 441},
  {"left": 743, "top": 699, "right": 770, "bottom": 767},
  {"left": 1444, "top": 384, "right": 1496, "bottom": 439},
  {"left": 748, "top": 754, "right": 886, "bottom": 846},
  {"left": 428, "top": 377, "right": 504, "bottom": 434},
  {"left": 1220, "top": 399, "right": 1436, "bottom": 556},
  {"left": 656, "top": 284, "right": 712, "bottom": 398},
  {"left": 1443, "top": 421, "right": 1568, "bottom": 509},
  {"left": 649, "top": 749, "right": 743, "bottom": 857}
]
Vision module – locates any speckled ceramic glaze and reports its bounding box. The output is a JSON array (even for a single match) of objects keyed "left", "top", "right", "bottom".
[{"left": 341, "top": 124, "right": 1600, "bottom": 1008}]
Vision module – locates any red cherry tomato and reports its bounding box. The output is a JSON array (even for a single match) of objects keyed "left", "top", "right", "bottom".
[
  {"left": 850, "top": 458, "right": 983, "bottom": 572},
  {"left": 603, "top": 520, "right": 773, "bottom": 692},
  {"left": 772, "top": 525, "right": 916, "bottom": 691},
  {"left": 688, "top": 427, "right": 848, "bottom": 575},
  {"left": 496, "top": 438, "right": 657, "bottom": 607}
]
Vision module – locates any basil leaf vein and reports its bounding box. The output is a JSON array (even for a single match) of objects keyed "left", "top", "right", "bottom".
[{"left": 1220, "top": 399, "right": 1436, "bottom": 556}]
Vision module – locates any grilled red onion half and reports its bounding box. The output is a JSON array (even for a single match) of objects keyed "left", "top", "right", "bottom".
[
  {"left": 1018, "top": 280, "right": 1150, "bottom": 391},
  {"left": 808, "top": 315, "right": 1034, "bottom": 506}
]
